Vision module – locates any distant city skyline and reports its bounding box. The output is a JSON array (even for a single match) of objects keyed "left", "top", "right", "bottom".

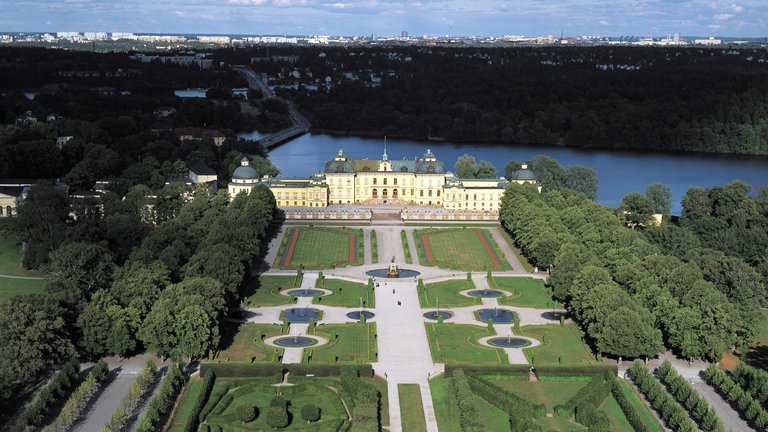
[{"left": 1, "top": 0, "right": 767, "bottom": 37}]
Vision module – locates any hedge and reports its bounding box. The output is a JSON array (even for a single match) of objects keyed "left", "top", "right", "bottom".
[
  {"left": 12, "top": 358, "right": 80, "bottom": 431},
  {"left": 51, "top": 360, "right": 109, "bottom": 431},
  {"left": 465, "top": 374, "right": 545, "bottom": 432},
  {"left": 656, "top": 360, "right": 722, "bottom": 432},
  {"left": 136, "top": 361, "right": 186, "bottom": 432},
  {"left": 444, "top": 364, "right": 531, "bottom": 377},
  {"left": 450, "top": 370, "right": 482, "bottom": 432},
  {"left": 553, "top": 372, "right": 612, "bottom": 430},
  {"left": 199, "top": 380, "right": 238, "bottom": 422},
  {"left": 534, "top": 364, "right": 617, "bottom": 378},
  {"left": 703, "top": 364, "right": 768, "bottom": 431},
  {"left": 628, "top": 361, "right": 697, "bottom": 432},
  {"left": 444, "top": 364, "right": 617, "bottom": 379},
  {"left": 611, "top": 379, "right": 650, "bottom": 432},
  {"left": 730, "top": 363, "right": 768, "bottom": 406},
  {"left": 200, "top": 362, "right": 373, "bottom": 378},
  {"left": 179, "top": 369, "right": 216, "bottom": 432}
]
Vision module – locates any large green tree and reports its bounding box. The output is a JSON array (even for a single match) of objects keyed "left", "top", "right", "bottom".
[
  {"left": 44, "top": 242, "right": 114, "bottom": 299},
  {"left": 565, "top": 165, "right": 598, "bottom": 200},
  {"left": 645, "top": 183, "right": 672, "bottom": 216}
]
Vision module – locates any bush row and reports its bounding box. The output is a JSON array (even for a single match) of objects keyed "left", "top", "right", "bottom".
[
  {"left": 103, "top": 360, "right": 158, "bottom": 432},
  {"left": 444, "top": 364, "right": 531, "bottom": 377},
  {"left": 450, "top": 370, "right": 482, "bottom": 432},
  {"left": 611, "top": 379, "right": 651, "bottom": 432},
  {"left": 628, "top": 362, "right": 697, "bottom": 432},
  {"left": 12, "top": 358, "right": 80, "bottom": 431},
  {"left": 135, "top": 361, "right": 185, "bottom": 432},
  {"left": 198, "top": 380, "right": 238, "bottom": 422},
  {"left": 656, "top": 360, "right": 722, "bottom": 432},
  {"left": 466, "top": 374, "right": 545, "bottom": 432},
  {"left": 179, "top": 369, "right": 215, "bottom": 432},
  {"left": 703, "top": 364, "right": 768, "bottom": 430},
  {"left": 444, "top": 364, "right": 616, "bottom": 378},
  {"left": 340, "top": 366, "right": 378, "bottom": 405},
  {"left": 730, "top": 363, "right": 768, "bottom": 406},
  {"left": 200, "top": 362, "right": 373, "bottom": 378},
  {"left": 51, "top": 360, "right": 109, "bottom": 431}
]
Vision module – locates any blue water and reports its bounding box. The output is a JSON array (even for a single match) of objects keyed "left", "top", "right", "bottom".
[
  {"left": 283, "top": 308, "right": 320, "bottom": 323},
  {"left": 267, "top": 134, "right": 768, "bottom": 214}
]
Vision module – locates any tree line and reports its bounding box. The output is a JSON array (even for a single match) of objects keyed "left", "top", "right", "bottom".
[{"left": 500, "top": 160, "right": 765, "bottom": 362}]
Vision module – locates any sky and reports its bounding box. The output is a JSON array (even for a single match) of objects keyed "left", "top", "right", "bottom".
[{"left": 1, "top": 0, "right": 766, "bottom": 37}]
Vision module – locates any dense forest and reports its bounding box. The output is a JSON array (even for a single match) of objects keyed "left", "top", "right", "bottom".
[
  {"left": 247, "top": 45, "right": 768, "bottom": 155},
  {"left": 501, "top": 157, "right": 767, "bottom": 362}
]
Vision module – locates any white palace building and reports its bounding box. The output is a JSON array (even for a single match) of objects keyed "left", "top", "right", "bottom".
[{"left": 229, "top": 148, "right": 539, "bottom": 214}]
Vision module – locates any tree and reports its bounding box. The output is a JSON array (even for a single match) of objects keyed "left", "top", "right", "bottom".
[
  {"left": 620, "top": 192, "right": 655, "bottom": 228},
  {"left": 266, "top": 406, "right": 289, "bottom": 428},
  {"left": 645, "top": 183, "right": 672, "bottom": 217},
  {"left": 138, "top": 298, "right": 177, "bottom": 355},
  {"left": 110, "top": 261, "right": 170, "bottom": 317},
  {"left": 15, "top": 181, "right": 69, "bottom": 268},
  {"left": 503, "top": 160, "right": 523, "bottom": 181},
  {"left": 476, "top": 160, "right": 498, "bottom": 178},
  {"left": 174, "top": 305, "right": 213, "bottom": 360},
  {"left": 182, "top": 243, "right": 245, "bottom": 297},
  {"left": 301, "top": 403, "right": 321, "bottom": 423},
  {"left": 237, "top": 405, "right": 257, "bottom": 423},
  {"left": 0, "top": 300, "right": 75, "bottom": 403},
  {"left": 454, "top": 154, "right": 478, "bottom": 178},
  {"left": 44, "top": 242, "right": 114, "bottom": 299},
  {"left": 528, "top": 155, "right": 565, "bottom": 193},
  {"left": 565, "top": 165, "right": 598, "bottom": 200}
]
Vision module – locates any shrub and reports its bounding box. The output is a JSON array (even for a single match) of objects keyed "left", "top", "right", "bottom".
[
  {"left": 266, "top": 406, "right": 289, "bottom": 428},
  {"left": 200, "top": 362, "right": 372, "bottom": 378},
  {"left": 450, "top": 370, "right": 481, "bottom": 432},
  {"left": 270, "top": 394, "right": 287, "bottom": 408},
  {"left": 236, "top": 405, "right": 257, "bottom": 422},
  {"left": 731, "top": 363, "right": 768, "bottom": 405},
  {"left": 180, "top": 369, "right": 216, "bottom": 432},
  {"left": 136, "top": 361, "right": 186, "bottom": 432},
  {"left": 611, "top": 380, "right": 649, "bottom": 432},
  {"left": 51, "top": 360, "right": 109, "bottom": 431},
  {"left": 12, "top": 357, "right": 80, "bottom": 431},
  {"left": 656, "top": 360, "right": 722, "bottom": 432},
  {"left": 629, "top": 361, "right": 697, "bottom": 432},
  {"left": 703, "top": 364, "right": 768, "bottom": 430},
  {"left": 104, "top": 360, "right": 159, "bottom": 432},
  {"left": 466, "top": 374, "right": 544, "bottom": 431},
  {"left": 301, "top": 403, "right": 321, "bottom": 422},
  {"left": 554, "top": 373, "right": 612, "bottom": 419}
]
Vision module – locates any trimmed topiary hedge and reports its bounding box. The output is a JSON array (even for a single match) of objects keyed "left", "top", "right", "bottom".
[
  {"left": 553, "top": 372, "right": 613, "bottom": 429},
  {"left": 200, "top": 362, "right": 372, "bottom": 378},
  {"left": 450, "top": 370, "right": 482, "bottom": 432},
  {"left": 656, "top": 360, "right": 722, "bottom": 432},
  {"left": 180, "top": 369, "right": 216, "bottom": 432},
  {"left": 611, "top": 379, "right": 650, "bottom": 432},
  {"left": 629, "top": 361, "right": 697, "bottom": 432},
  {"left": 703, "top": 364, "right": 768, "bottom": 431},
  {"left": 444, "top": 364, "right": 531, "bottom": 377},
  {"left": 465, "top": 373, "right": 545, "bottom": 432},
  {"left": 730, "top": 363, "right": 768, "bottom": 406},
  {"left": 136, "top": 361, "right": 185, "bottom": 432}
]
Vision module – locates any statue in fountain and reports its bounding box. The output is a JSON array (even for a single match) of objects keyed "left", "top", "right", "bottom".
[{"left": 388, "top": 256, "right": 400, "bottom": 277}]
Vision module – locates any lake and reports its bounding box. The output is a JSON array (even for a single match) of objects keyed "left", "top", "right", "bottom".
[
  {"left": 267, "top": 134, "right": 768, "bottom": 214},
  {"left": 174, "top": 88, "right": 249, "bottom": 98}
]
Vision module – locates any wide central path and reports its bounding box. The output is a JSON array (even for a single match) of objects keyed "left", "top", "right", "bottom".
[{"left": 371, "top": 278, "right": 442, "bottom": 432}]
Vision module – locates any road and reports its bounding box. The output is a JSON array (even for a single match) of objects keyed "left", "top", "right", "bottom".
[{"left": 232, "top": 65, "right": 310, "bottom": 149}]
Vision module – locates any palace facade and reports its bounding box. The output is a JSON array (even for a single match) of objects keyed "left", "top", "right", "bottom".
[{"left": 228, "top": 148, "right": 540, "bottom": 212}]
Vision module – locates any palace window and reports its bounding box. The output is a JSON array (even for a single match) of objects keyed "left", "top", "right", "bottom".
[
  {"left": 420, "top": 190, "right": 424, "bottom": 197},
  {"left": 384, "top": 178, "right": 387, "bottom": 185},
  {"left": 428, "top": 190, "right": 432, "bottom": 197},
  {"left": 373, "top": 178, "right": 377, "bottom": 185},
  {"left": 437, "top": 190, "right": 441, "bottom": 197},
  {"left": 394, "top": 178, "right": 398, "bottom": 185}
]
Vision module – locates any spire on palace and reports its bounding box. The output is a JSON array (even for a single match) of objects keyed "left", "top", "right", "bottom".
[{"left": 382, "top": 136, "right": 388, "bottom": 161}]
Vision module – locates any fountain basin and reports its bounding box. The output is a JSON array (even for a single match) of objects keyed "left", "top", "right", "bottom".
[
  {"left": 288, "top": 289, "right": 324, "bottom": 297},
  {"left": 273, "top": 336, "right": 319, "bottom": 347},
  {"left": 366, "top": 268, "right": 421, "bottom": 278},
  {"left": 487, "top": 337, "right": 531, "bottom": 348},
  {"left": 467, "top": 290, "right": 503, "bottom": 298},
  {"left": 423, "top": 311, "right": 453, "bottom": 320},
  {"left": 283, "top": 308, "right": 321, "bottom": 323},
  {"left": 346, "top": 311, "right": 375, "bottom": 320},
  {"left": 477, "top": 309, "right": 515, "bottom": 323}
]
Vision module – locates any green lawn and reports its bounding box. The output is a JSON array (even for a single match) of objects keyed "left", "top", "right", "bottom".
[
  {"left": 414, "top": 228, "right": 511, "bottom": 271},
  {"left": 418, "top": 278, "right": 479, "bottom": 308},
  {"left": 316, "top": 278, "right": 375, "bottom": 308},
  {"left": 600, "top": 394, "right": 635, "bottom": 432},
  {"left": 0, "top": 231, "right": 46, "bottom": 303},
  {"left": 398, "top": 384, "right": 427, "bottom": 432},
  {"left": 277, "top": 227, "right": 364, "bottom": 269},
  {"left": 430, "top": 376, "right": 510, "bottom": 432},
  {"left": 518, "top": 324, "right": 596, "bottom": 365},
  {"left": 614, "top": 379, "right": 664, "bottom": 432},
  {"left": 310, "top": 323, "right": 377, "bottom": 363},
  {"left": 425, "top": 323, "right": 507, "bottom": 365},
  {"left": 242, "top": 275, "right": 299, "bottom": 307},
  {"left": 492, "top": 277, "right": 562, "bottom": 309},
  {"left": 401, "top": 230, "right": 413, "bottom": 264},
  {"left": 484, "top": 378, "right": 587, "bottom": 412},
  {"left": 202, "top": 379, "right": 350, "bottom": 431},
  {"left": 168, "top": 378, "right": 206, "bottom": 432},
  {"left": 213, "top": 322, "right": 284, "bottom": 363}
]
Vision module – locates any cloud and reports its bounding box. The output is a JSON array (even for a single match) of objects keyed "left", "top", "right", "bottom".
[
  {"left": 598, "top": 19, "right": 609, "bottom": 25},
  {"left": 714, "top": 13, "right": 734, "bottom": 19}
]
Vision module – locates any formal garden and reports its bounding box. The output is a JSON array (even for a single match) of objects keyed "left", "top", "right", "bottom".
[
  {"left": 309, "top": 323, "right": 377, "bottom": 364},
  {"left": 213, "top": 322, "right": 285, "bottom": 363},
  {"left": 491, "top": 276, "right": 562, "bottom": 309},
  {"left": 418, "top": 277, "right": 480, "bottom": 308},
  {"left": 413, "top": 228, "right": 512, "bottom": 271},
  {"left": 242, "top": 275, "right": 303, "bottom": 307},
  {"left": 425, "top": 323, "right": 509, "bottom": 365},
  {"left": 275, "top": 227, "right": 364, "bottom": 269},
  {"left": 315, "top": 277, "right": 375, "bottom": 308}
]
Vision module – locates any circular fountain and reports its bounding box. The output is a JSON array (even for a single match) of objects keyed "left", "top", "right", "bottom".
[
  {"left": 273, "top": 336, "right": 319, "bottom": 347},
  {"left": 477, "top": 308, "right": 515, "bottom": 323},
  {"left": 347, "top": 311, "right": 375, "bottom": 320},
  {"left": 423, "top": 310, "right": 453, "bottom": 320},
  {"left": 467, "top": 289, "right": 503, "bottom": 298},
  {"left": 288, "top": 288, "right": 325, "bottom": 297},
  {"left": 283, "top": 308, "right": 321, "bottom": 323},
  {"left": 366, "top": 257, "right": 420, "bottom": 278},
  {"left": 487, "top": 337, "right": 531, "bottom": 348}
]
